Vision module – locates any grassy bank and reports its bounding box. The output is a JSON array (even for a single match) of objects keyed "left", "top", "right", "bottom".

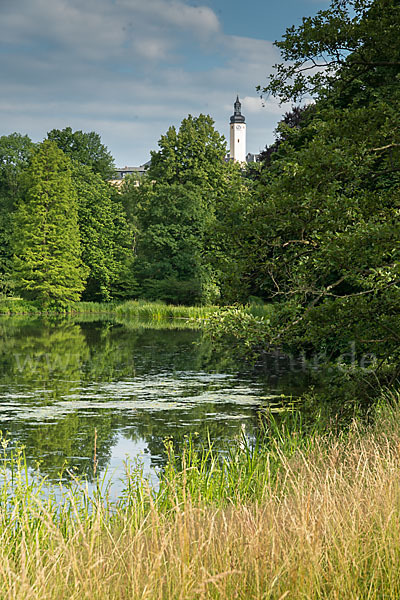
[
  {"left": 0, "top": 298, "right": 218, "bottom": 317},
  {"left": 0, "top": 297, "right": 271, "bottom": 325},
  {"left": 114, "top": 299, "right": 218, "bottom": 321},
  {"left": 0, "top": 297, "right": 42, "bottom": 315},
  {"left": 1, "top": 392, "right": 400, "bottom": 598},
  {"left": 0, "top": 298, "right": 118, "bottom": 315}
]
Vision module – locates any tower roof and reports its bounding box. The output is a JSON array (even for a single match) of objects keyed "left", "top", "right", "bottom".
[{"left": 230, "top": 95, "right": 245, "bottom": 124}]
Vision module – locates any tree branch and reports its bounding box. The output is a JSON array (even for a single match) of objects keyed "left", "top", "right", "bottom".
[{"left": 371, "top": 143, "right": 400, "bottom": 152}]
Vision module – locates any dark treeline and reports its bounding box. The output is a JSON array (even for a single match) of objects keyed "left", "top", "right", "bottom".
[
  {"left": 0, "top": 0, "right": 399, "bottom": 399},
  {"left": 203, "top": 0, "right": 400, "bottom": 400}
]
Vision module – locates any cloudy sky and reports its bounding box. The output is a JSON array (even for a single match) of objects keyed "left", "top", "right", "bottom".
[{"left": 0, "top": 0, "right": 329, "bottom": 166}]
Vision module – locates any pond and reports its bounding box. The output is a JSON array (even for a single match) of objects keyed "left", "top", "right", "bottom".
[{"left": 0, "top": 315, "right": 312, "bottom": 488}]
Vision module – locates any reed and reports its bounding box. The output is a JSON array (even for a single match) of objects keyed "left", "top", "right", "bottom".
[
  {"left": 115, "top": 299, "right": 219, "bottom": 321},
  {"left": 114, "top": 314, "right": 205, "bottom": 330},
  {"left": 114, "top": 300, "right": 272, "bottom": 324},
  {"left": 0, "top": 299, "right": 117, "bottom": 315},
  {"left": 0, "top": 298, "right": 272, "bottom": 324},
  {"left": 0, "top": 298, "right": 41, "bottom": 315},
  {"left": 72, "top": 301, "right": 119, "bottom": 314},
  {"left": 1, "top": 392, "right": 400, "bottom": 598}
]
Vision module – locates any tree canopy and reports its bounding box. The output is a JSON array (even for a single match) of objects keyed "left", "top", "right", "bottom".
[
  {"left": 72, "top": 164, "right": 134, "bottom": 301},
  {"left": 0, "top": 133, "right": 35, "bottom": 292},
  {"left": 12, "top": 140, "right": 88, "bottom": 308},
  {"left": 205, "top": 0, "right": 400, "bottom": 397},
  {"left": 146, "top": 114, "right": 227, "bottom": 186},
  {"left": 259, "top": 0, "right": 400, "bottom": 103},
  {"left": 122, "top": 114, "right": 240, "bottom": 304},
  {"left": 47, "top": 127, "right": 115, "bottom": 180}
]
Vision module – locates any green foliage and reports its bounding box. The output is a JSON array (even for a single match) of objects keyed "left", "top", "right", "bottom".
[
  {"left": 261, "top": 0, "right": 400, "bottom": 103},
  {"left": 109, "top": 190, "right": 138, "bottom": 300},
  {"left": 249, "top": 98, "right": 400, "bottom": 362},
  {"left": 142, "top": 276, "right": 203, "bottom": 304},
  {"left": 0, "top": 133, "right": 34, "bottom": 200},
  {"left": 73, "top": 300, "right": 119, "bottom": 313},
  {"left": 203, "top": 305, "right": 273, "bottom": 361},
  {"left": 146, "top": 113, "right": 227, "bottom": 185},
  {"left": 126, "top": 180, "right": 216, "bottom": 303},
  {"left": 72, "top": 164, "right": 135, "bottom": 301},
  {"left": 258, "top": 105, "right": 316, "bottom": 167},
  {"left": 122, "top": 114, "right": 237, "bottom": 305},
  {"left": 0, "top": 133, "right": 34, "bottom": 286},
  {"left": 12, "top": 140, "right": 88, "bottom": 308},
  {"left": 47, "top": 126, "right": 116, "bottom": 180},
  {"left": 72, "top": 164, "right": 117, "bottom": 301},
  {"left": 0, "top": 130, "right": 137, "bottom": 303},
  {"left": 207, "top": 162, "right": 260, "bottom": 303},
  {"left": 202, "top": 0, "right": 399, "bottom": 391},
  {"left": 0, "top": 298, "right": 41, "bottom": 315},
  {"left": 0, "top": 299, "right": 121, "bottom": 315}
]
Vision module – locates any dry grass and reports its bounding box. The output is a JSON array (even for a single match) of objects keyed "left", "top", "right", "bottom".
[{"left": 2, "top": 399, "right": 400, "bottom": 598}]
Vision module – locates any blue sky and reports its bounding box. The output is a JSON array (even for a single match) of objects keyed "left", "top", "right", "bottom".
[{"left": 0, "top": 0, "right": 330, "bottom": 166}]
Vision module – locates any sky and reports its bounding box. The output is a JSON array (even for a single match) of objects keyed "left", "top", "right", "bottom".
[{"left": 0, "top": 0, "right": 330, "bottom": 167}]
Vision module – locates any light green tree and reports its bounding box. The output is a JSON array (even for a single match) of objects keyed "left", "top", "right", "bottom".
[
  {"left": 0, "top": 133, "right": 34, "bottom": 294},
  {"left": 147, "top": 113, "right": 228, "bottom": 186},
  {"left": 12, "top": 140, "right": 88, "bottom": 308}
]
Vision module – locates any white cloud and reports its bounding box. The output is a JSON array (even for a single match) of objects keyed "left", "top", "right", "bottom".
[
  {"left": 0, "top": 0, "right": 291, "bottom": 164},
  {"left": 260, "top": 96, "right": 293, "bottom": 115},
  {"left": 241, "top": 96, "right": 265, "bottom": 113},
  {"left": 1, "top": 0, "right": 220, "bottom": 61}
]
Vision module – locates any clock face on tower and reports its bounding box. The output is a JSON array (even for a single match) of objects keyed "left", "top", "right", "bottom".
[{"left": 235, "top": 124, "right": 242, "bottom": 130}]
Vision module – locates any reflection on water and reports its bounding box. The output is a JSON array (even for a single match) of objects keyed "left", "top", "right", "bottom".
[{"left": 0, "top": 316, "right": 311, "bottom": 482}]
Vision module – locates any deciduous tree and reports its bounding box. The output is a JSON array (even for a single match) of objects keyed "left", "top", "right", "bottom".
[
  {"left": 123, "top": 114, "right": 240, "bottom": 304},
  {"left": 47, "top": 127, "right": 115, "bottom": 180},
  {"left": 72, "top": 164, "right": 135, "bottom": 301},
  {"left": 211, "top": 0, "right": 400, "bottom": 392}
]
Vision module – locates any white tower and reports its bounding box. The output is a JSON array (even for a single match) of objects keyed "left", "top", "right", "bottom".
[{"left": 229, "top": 96, "right": 246, "bottom": 163}]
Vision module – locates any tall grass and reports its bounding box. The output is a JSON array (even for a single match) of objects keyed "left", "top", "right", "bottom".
[
  {"left": 115, "top": 299, "right": 219, "bottom": 321},
  {"left": 72, "top": 301, "right": 119, "bottom": 314},
  {"left": 2, "top": 394, "right": 400, "bottom": 598},
  {"left": 115, "top": 314, "right": 205, "bottom": 330},
  {"left": 114, "top": 300, "right": 273, "bottom": 324},
  {"left": 0, "top": 298, "right": 41, "bottom": 315},
  {"left": 0, "top": 299, "right": 118, "bottom": 316},
  {"left": 0, "top": 298, "right": 273, "bottom": 324}
]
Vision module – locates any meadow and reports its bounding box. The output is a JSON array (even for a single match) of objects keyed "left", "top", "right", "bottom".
[{"left": 1, "top": 391, "right": 400, "bottom": 599}]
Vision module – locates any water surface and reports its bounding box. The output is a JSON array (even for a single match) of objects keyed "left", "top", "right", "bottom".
[{"left": 0, "top": 316, "right": 310, "bottom": 485}]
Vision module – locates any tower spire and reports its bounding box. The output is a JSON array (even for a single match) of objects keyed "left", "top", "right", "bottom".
[{"left": 230, "top": 95, "right": 245, "bottom": 124}]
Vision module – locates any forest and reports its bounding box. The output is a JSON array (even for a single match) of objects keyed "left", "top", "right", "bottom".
[{"left": 0, "top": 0, "right": 399, "bottom": 402}]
